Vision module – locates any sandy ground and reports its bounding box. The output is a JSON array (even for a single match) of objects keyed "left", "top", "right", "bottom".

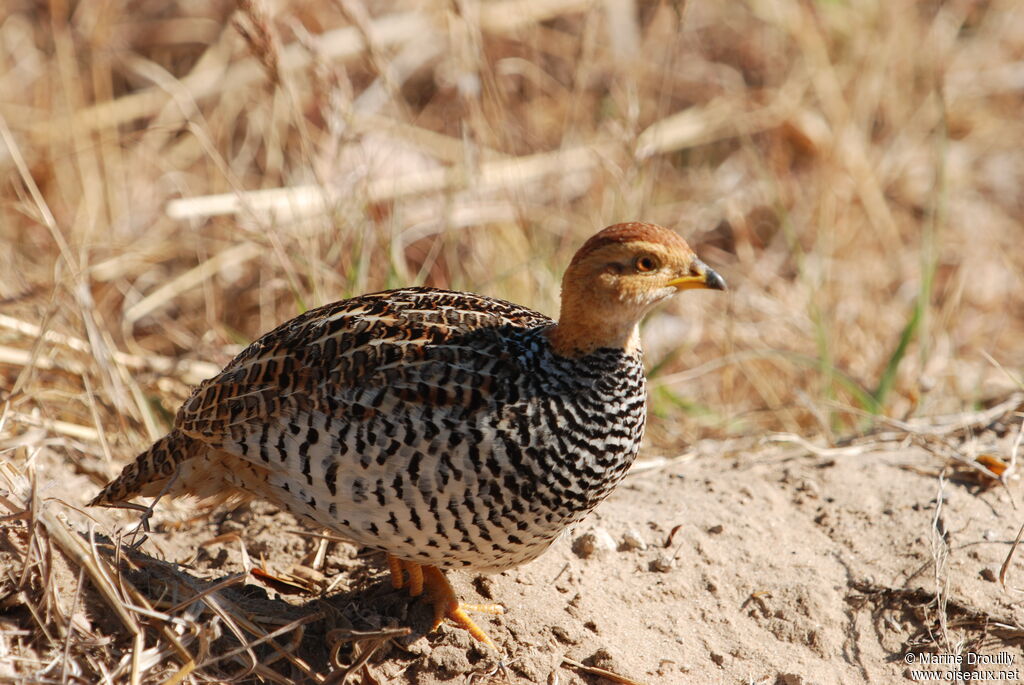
[{"left": 3, "top": 396, "right": 1020, "bottom": 684}]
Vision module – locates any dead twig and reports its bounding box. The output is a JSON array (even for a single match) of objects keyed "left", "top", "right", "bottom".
[
  {"left": 562, "top": 655, "right": 648, "bottom": 685},
  {"left": 325, "top": 626, "right": 411, "bottom": 685}
]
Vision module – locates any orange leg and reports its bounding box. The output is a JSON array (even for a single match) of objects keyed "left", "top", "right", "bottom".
[
  {"left": 385, "top": 555, "right": 504, "bottom": 649},
  {"left": 407, "top": 562, "right": 424, "bottom": 597},
  {"left": 388, "top": 555, "right": 404, "bottom": 589}
]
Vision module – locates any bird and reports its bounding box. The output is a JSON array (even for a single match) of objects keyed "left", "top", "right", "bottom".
[{"left": 91, "top": 221, "right": 726, "bottom": 648}]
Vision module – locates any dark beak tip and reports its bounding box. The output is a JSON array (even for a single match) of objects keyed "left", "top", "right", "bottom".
[{"left": 706, "top": 269, "right": 727, "bottom": 292}]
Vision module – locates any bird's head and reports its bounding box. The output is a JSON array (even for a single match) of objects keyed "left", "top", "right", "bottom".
[{"left": 547, "top": 222, "right": 726, "bottom": 357}]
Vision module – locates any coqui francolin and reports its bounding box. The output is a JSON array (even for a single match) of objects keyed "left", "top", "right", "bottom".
[{"left": 92, "top": 221, "right": 726, "bottom": 648}]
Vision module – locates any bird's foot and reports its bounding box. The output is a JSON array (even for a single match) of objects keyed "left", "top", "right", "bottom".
[{"left": 387, "top": 555, "right": 504, "bottom": 649}]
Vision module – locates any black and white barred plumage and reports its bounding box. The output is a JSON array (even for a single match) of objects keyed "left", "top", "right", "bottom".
[{"left": 95, "top": 287, "right": 647, "bottom": 571}]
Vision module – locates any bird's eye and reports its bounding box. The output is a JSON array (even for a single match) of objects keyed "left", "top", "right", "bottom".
[{"left": 634, "top": 255, "right": 659, "bottom": 272}]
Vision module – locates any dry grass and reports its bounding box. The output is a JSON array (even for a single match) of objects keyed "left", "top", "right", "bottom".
[{"left": 1, "top": 0, "right": 1024, "bottom": 681}]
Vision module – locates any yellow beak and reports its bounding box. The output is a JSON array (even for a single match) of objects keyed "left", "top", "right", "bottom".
[{"left": 667, "top": 259, "right": 727, "bottom": 292}]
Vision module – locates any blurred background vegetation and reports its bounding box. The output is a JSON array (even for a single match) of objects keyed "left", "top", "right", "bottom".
[{"left": 1, "top": 0, "right": 1023, "bottom": 460}]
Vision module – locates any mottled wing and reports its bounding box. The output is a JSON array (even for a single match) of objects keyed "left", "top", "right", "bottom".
[
  {"left": 175, "top": 286, "right": 552, "bottom": 453},
  {"left": 166, "top": 286, "right": 650, "bottom": 570}
]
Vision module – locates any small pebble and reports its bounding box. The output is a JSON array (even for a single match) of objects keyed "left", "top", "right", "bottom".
[
  {"left": 510, "top": 653, "right": 557, "bottom": 682},
  {"left": 776, "top": 674, "right": 806, "bottom": 685},
  {"left": 650, "top": 555, "right": 674, "bottom": 573},
  {"left": 472, "top": 574, "right": 496, "bottom": 599},
  {"left": 427, "top": 645, "right": 471, "bottom": 676},
  {"left": 620, "top": 528, "right": 647, "bottom": 551},
  {"left": 584, "top": 647, "right": 620, "bottom": 671},
  {"left": 551, "top": 624, "right": 581, "bottom": 645},
  {"left": 796, "top": 479, "right": 819, "bottom": 498},
  {"left": 572, "top": 527, "right": 616, "bottom": 558},
  {"left": 400, "top": 637, "right": 431, "bottom": 656}
]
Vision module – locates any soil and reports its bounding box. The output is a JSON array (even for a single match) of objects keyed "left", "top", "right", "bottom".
[{"left": 11, "top": 397, "right": 1023, "bottom": 684}]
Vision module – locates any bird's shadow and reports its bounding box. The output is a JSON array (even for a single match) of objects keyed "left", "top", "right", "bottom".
[{"left": 89, "top": 532, "right": 494, "bottom": 682}]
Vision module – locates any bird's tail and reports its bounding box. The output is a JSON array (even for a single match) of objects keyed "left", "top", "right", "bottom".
[{"left": 90, "top": 429, "right": 200, "bottom": 507}]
